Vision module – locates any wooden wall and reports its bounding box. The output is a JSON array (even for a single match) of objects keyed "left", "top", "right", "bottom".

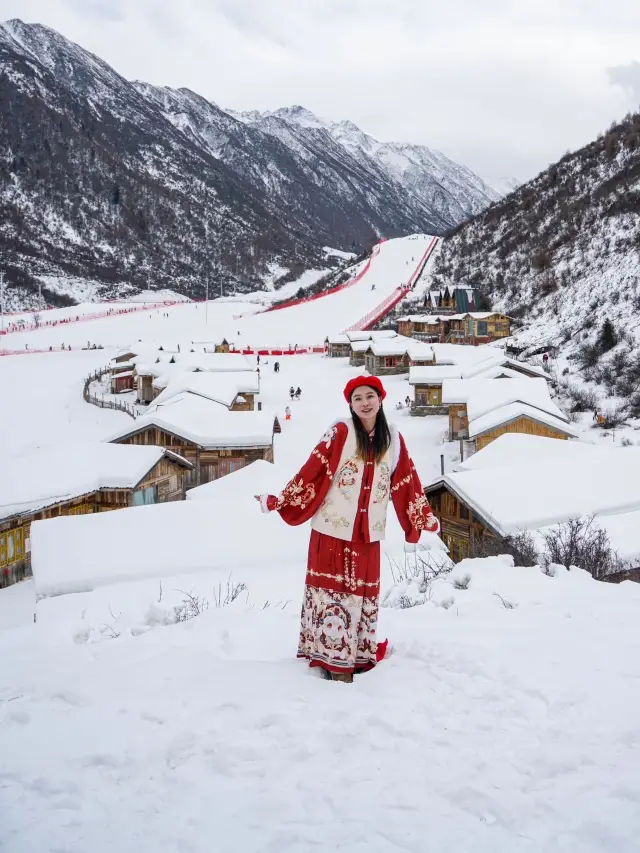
[
  {"left": 475, "top": 417, "right": 570, "bottom": 451},
  {"left": 414, "top": 383, "right": 443, "bottom": 406},
  {"left": 115, "top": 428, "right": 273, "bottom": 486},
  {"left": 449, "top": 403, "right": 469, "bottom": 439},
  {"left": 427, "top": 486, "right": 499, "bottom": 564},
  {"left": 364, "top": 353, "right": 410, "bottom": 375}
]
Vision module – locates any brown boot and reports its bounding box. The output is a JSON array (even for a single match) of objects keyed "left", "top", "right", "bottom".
[{"left": 330, "top": 671, "right": 353, "bottom": 683}]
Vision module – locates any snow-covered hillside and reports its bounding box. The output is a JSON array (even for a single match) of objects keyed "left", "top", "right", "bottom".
[
  {"left": 234, "top": 105, "right": 503, "bottom": 225},
  {"left": 0, "top": 19, "right": 498, "bottom": 309},
  {"left": 433, "top": 109, "right": 640, "bottom": 416}
]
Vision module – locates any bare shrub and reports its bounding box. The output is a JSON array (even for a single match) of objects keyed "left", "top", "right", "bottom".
[
  {"left": 470, "top": 531, "right": 539, "bottom": 567},
  {"left": 213, "top": 574, "right": 248, "bottom": 608},
  {"left": 387, "top": 549, "right": 452, "bottom": 592},
  {"left": 175, "top": 590, "right": 209, "bottom": 622},
  {"left": 576, "top": 343, "right": 601, "bottom": 370},
  {"left": 452, "top": 573, "right": 471, "bottom": 590},
  {"left": 541, "top": 517, "right": 626, "bottom": 580},
  {"left": 564, "top": 382, "right": 598, "bottom": 413},
  {"left": 493, "top": 592, "right": 517, "bottom": 609}
]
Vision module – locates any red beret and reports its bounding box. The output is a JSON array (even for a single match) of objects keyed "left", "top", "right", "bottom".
[{"left": 344, "top": 375, "right": 387, "bottom": 403}]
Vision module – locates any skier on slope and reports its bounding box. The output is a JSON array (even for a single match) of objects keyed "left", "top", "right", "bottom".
[{"left": 256, "top": 376, "right": 439, "bottom": 683}]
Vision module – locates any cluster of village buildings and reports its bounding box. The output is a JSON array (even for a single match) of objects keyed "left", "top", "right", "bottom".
[
  {"left": 1, "top": 338, "right": 275, "bottom": 588},
  {"left": 326, "top": 327, "right": 640, "bottom": 579},
  {"left": 2, "top": 301, "right": 639, "bottom": 588}
]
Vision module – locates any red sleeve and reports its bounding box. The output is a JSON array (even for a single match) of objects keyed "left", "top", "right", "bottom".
[
  {"left": 265, "top": 422, "right": 348, "bottom": 526},
  {"left": 391, "top": 433, "right": 440, "bottom": 543}
]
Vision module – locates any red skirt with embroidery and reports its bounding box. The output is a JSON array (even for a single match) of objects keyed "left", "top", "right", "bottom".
[{"left": 297, "top": 531, "right": 383, "bottom": 674}]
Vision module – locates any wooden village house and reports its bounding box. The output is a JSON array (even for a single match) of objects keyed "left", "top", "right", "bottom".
[
  {"left": 151, "top": 371, "right": 261, "bottom": 412},
  {"left": 108, "top": 392, "right": 275, "bottom": 488},
  {"left": 397, "top": 315, "right": 446, "bottom": 342},
  {"left": 425, "top": 284, "right": 480, "bottom": 314},
  {"left": 132, "top": 351, "right": 255, "bottom": 404},
  {"left": 441, "top": 378, "right": 578, "bottom": 447},
  {"left": 398, "top": 313, "right": 511, "bottom": 345},
  {"left": 364, "top": 338, "right": 415, "bottom": 375},
  {"left": 326, "top": 334, "right": 352, "bottom": 358},
  {"left": 0, "top": 445, "right": 192, "bottom": 588},
  {"left": 424, "top": 434, "right": 640, "bottom": 576},
  {"left": 326, "top": 331, "right": 398, "bottom": 360}
]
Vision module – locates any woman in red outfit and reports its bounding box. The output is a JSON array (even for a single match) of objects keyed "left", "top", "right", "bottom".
[{"left": 257, "top": 376, "right": 439, "bottom": 683}]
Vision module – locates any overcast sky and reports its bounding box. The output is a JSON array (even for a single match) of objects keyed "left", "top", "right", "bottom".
[{"left": 2, "top": 0, "right": 639, "bottom": 180}]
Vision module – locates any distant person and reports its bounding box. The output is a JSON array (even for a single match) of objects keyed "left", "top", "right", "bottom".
[
  {"left": 295, "top": 387, "right": 302, "bottom": 400},
  {"left": 405, "top": 396, "right": 411, "bottom": 408},
  {"left": 289, "top": 386, "right": 295, "bottom": 401},
  {"left": 284, "top": 405, "right": 292, "bottom": 421}
]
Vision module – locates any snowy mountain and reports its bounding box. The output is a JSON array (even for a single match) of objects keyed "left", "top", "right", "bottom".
[
  {"left": 0, "top": 19, "right": 498, "bottom": 308},
  {"left": 235, "top": 105, "right": 503, "bottom": 225},
  {"left": 432, "top": 109, "right": 640, "bottom": 414},
  {"left": 482, "top": 175, "right": 522, "bottom": 196}
]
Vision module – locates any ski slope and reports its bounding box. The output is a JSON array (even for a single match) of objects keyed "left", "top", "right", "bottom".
[{"left": 0, "top": 235, "right": 437, "bottom": 353}]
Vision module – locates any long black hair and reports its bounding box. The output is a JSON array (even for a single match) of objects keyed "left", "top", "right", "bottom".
[{"left": 350, "top": 392, "right": 392, "bottom": 463}]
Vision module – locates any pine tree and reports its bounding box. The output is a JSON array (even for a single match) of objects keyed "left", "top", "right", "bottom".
[{"left": 598, "top": 317, "right": 617, "bottom": 353}]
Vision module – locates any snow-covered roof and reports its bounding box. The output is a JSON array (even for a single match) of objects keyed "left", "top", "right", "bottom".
[
  {"left": 421, "top": 343, "right": 504, "bottom": 367},
  {"left": 448, "top": 312, "right": 504, "bottom": 321},
  {"left": 186, "top": 459, "right": 285, "bottom": 502},
  {"left": 397, "top": 314, "right": 446, "bottom": 323},
  {"left": 327, "top": 333, "right": 350, "bottom": 345},
  {"left": 442, "top": 377, "right": 565, "bottom": 422},
  {"left": 0, "top": 443, "right": 191, "bottom": 521},
  {"left": 344, "top": 330, "right": 397, "bottom": 342},
  {"left": 456, "top": 434, "right": 600, "bottom": 472},
  {"left": 151, "top": 371, "right": 259, "bottom": 409},
  {"left": 350, "top": 340, "right": 372, "bottom": 352},
  {"left": 431, "top": 435, "right": 640, "bottom": 560},
  {"left": 409, "top": 366, "right": 467, "bottom": 385},
  {"left": 502, "top": 358, "right": 550, "bottom": 379},
  {"left": 134, "top": 352, "right": 253, "bottom": 376},
  {"left": 405, "top": 342, "right": 436, "bottom": 360},
  {"left": 111, "top": 370, "right": 134, "bottom": 380},
  {"left": 108, "top": 393, "right": 274, "bottom": 449},
  {"left": 366, "top": 336, "right": 415, "bottom": 356},
  {"left": 409, "top": 357, "right": 507, "bottom": 385},
  {"left": 467, "top": 402, "right": 579, "bottom": 439}
]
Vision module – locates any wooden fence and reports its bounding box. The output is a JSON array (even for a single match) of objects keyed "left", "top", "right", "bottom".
[{"left": 83, "top": 368, "right": 137, "bottom": 419}]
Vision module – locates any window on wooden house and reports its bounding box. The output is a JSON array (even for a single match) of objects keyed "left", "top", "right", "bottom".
[
  {"left": 385, "top": 357, "right": 396, "bottom": 367},
  {"left": 477, "top": 322, "right": 488, "bottom": 336},
  {"left": 133, "top": 485, "right": 157, "bottom": 506}
]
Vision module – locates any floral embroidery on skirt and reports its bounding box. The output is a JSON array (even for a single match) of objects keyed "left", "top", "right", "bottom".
[{"left": 297, "top": 531, "right": 380, "bottom": 674}]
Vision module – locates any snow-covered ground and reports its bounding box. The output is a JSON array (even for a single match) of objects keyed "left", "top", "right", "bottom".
[
  {"left": 2, "top": 242, "right": 640, "bottom": 851},
  {"left": 3, "top": 555, "right": 640, "bottom": 852}
]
